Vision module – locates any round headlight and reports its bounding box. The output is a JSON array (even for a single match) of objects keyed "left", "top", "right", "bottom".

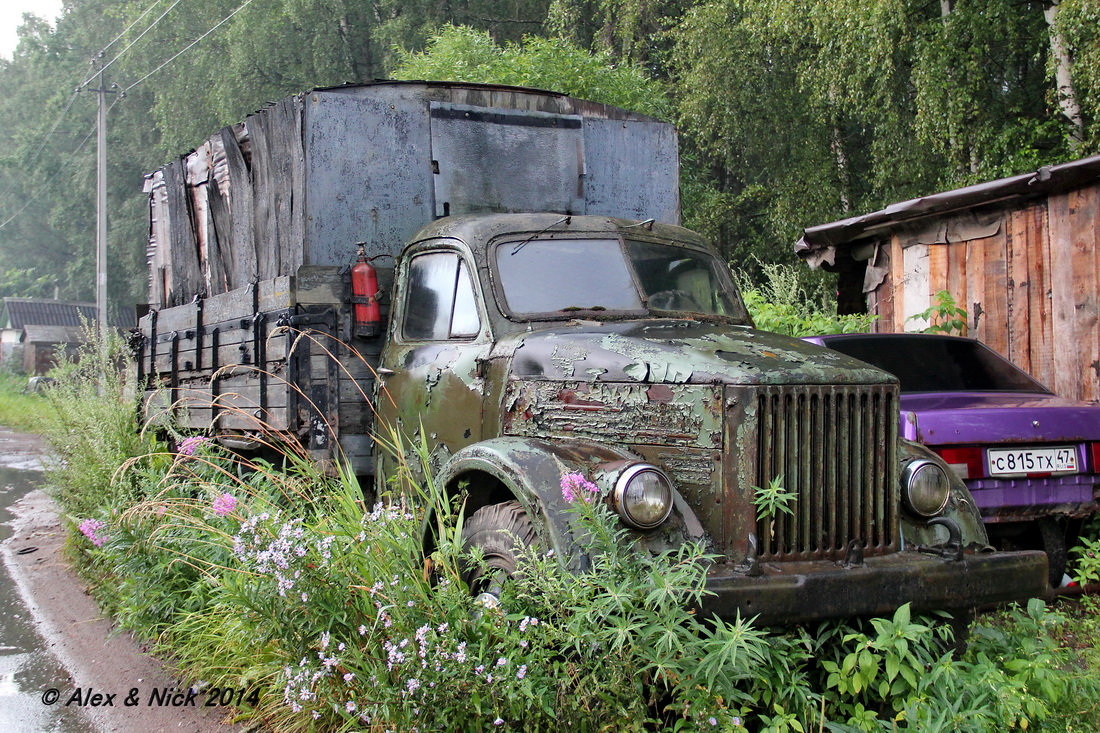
[
  {"left": 613, "top": 464, "right": 674, "bottom": 530},
  {"left": 902, "top": 459, "right": 952, "bottom": 518}
]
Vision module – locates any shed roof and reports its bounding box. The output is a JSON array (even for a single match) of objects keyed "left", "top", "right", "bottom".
[
  {"left": 1, "top": 298, "right": 136, "bottom": 330},
  {"left": 795, "top": 154, "right": 1100, "bottom": 262},
  {"left": 21, "top": 325, "right": 86, "bottom": 344}
]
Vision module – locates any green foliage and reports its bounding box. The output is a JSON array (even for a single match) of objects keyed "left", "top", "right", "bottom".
[
  {"left": 43, "top": 370, "right": 1100, "bottom": 731},
  {"left": 39, "top": 331, "right": 161, "bottom": 519},
  {"left": 0, "top": 366, "right": 52, "bottom": 430},
  {"left": 1059, "top": 0, "right": 1100, "bottom": 154},
  {"left": 736, "top": 261, "right": 877, "bottom": 337},
  {"left": 753, "top": 475, "right": 797, "bottom": 520},
  {"left": 1069, "top": 516, "right": 1100, "bottom": 585},
  {"left": 906, "top": 290, "right": 969, "bottom": 336},
  {"left": 393, "top": 24, "right": 671, "bottom": 119}
]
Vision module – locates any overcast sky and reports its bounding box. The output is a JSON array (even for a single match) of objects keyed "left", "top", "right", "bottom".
[{"left": 1, "top": 0, "right": 64, "bottom": 60}]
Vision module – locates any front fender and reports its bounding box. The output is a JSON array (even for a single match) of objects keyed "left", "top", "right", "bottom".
[
  {"left": 435, "top": 436, "right": 706, "bottom": 570},
  {"left": 898, "top": 439, "right": 990, "bottom": 549}
]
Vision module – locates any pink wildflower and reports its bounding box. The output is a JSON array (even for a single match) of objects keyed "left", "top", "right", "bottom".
[
  {"left": 78, "top": 518, "right": 107, "bottom": 547},
  {"left": 560, "top": 472, "right": 599, "bottom": 503},
  {"left": 177, "top": 436, "right": 209, "bottom": 456},
  {"left": 212, "top": 493, "right": 237, "bottom": 517}
]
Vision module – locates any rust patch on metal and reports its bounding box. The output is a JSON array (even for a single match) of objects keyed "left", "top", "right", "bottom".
[{"left": 503, "top": 380, "right": 723, "bottom": 448}]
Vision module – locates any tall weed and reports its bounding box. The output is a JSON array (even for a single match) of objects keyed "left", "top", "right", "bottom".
[
  {"left": 40, "top": 331, "right": 159, "bottom": 518},
  {"left": 735, "top": 261, "right": 876, "bottom": 337}
]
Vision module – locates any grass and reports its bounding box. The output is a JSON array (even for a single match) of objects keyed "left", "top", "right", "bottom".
[{"left": 0, "top": 368, "right": 54, "bottom": 431}]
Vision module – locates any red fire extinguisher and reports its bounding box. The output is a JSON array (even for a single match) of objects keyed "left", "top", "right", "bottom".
[{"left": 351, "top": 244, "right": 382, "bottom": 338}]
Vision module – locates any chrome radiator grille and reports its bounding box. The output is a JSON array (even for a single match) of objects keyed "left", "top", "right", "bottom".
[{"left": 754, "top": 385, "right": 898, "bottom": 560}]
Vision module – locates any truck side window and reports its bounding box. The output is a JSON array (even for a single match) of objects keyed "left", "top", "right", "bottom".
[{"left": 404, "top": 252, "right": 481, "bottom": 340}]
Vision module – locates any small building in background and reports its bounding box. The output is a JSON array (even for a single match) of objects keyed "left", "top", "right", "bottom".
[
  {"left": 796, "top": 155, "right": 1100, "bottom": 405},
  {"left": 0, "top": 298, "right": 136, "bottom": 375}
]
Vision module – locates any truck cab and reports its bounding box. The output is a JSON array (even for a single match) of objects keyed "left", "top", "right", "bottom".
[{"left": 375, "top": 213, "right": 1048, "bottom": 624}]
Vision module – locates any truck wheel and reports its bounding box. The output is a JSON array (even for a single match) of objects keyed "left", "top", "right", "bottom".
[{"left": 460, "top": 501, "right": 538, "bottom": 607}]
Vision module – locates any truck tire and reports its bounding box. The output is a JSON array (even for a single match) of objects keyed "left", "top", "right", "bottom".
[{"left": 460, "top": 501, "right": 538, "bottom": 606}]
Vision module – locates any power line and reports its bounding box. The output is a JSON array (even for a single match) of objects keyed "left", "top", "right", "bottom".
[
  {"left": 77, "top": 0, "right": 181, "bottom": 90},
  {"left": 0, "top": 89, "right": 80, "bottom": 206},
  {"left": 0, "top": 0, "right": 169, "bottom": 219},
  {"left": 123, "top": 0, "right": 257, "bottom": 93},
  {"left": 0, "top": 97, "right": 122, "bottom": 231},
  {"left": 1, "top": 0, "right": 255, "bottom": 230}
]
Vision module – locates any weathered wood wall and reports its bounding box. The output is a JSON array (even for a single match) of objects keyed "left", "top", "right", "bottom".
[{"left": 866, "top": 181, "right": 1100, "bottom": 403}]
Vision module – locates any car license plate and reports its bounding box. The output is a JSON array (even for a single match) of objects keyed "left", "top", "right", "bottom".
[{"left": 987, "top": 446, "right": 1078, "bottom": 476}]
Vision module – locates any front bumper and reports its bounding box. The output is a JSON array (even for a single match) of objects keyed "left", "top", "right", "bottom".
[{"left": 699, "top": 549, "right": 1048, "bottom": 625}]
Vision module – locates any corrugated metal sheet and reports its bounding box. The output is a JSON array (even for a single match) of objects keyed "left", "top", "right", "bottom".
[
  {"left": 795, "top": 154, "right": 1100, "bottom": 256},
  {"left": 1, "top": 298, "right": 136, "bottom": 330}
]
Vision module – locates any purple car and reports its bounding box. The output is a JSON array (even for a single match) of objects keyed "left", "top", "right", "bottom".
[{"left": 805, "top": 332, "right": 1100, "bottom": 585}]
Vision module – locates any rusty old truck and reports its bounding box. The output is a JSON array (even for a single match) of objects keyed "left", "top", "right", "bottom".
[{"left": 133, "top": 81, "right": 1047, "bottom": 624}]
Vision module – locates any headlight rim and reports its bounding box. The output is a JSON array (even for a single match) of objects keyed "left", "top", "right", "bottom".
[
  {"left": 901, "top": 457, "right": 952, "bottom": 519},
  {"left": 612, "top": 463, "right": 674, "bottom": 530}
]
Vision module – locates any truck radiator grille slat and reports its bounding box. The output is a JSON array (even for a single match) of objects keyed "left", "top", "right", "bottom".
[{"left": 755, "top": 386, "right": 898, "bottom": 560}]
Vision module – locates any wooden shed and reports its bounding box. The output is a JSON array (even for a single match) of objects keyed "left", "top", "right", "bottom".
[{"left": 796, "top": 155, "right": 1100, "bottom": 405}]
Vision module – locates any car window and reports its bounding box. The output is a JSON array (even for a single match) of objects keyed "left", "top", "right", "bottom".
[
  {"left": 822, "top": 335, "right": 1049, "bottom": 393},
  {"left": 403, "top": 252, "right": 481, "bottom": 341}
]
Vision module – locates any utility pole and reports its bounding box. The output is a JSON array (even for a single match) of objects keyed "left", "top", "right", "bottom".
[
  {"left": 95, "top": 64, "right": 108, "bottom": 352},
  {"left": 88, "top": 57, "right": 118, "bottom": 359}
]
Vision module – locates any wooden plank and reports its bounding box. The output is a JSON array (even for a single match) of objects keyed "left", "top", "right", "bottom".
[
  {"left": 1031, "top": 203, "right": 1056, "bottom": 388},
  {"left": 945, "top": 240, "right": 967, "bottom": 326},
  {"left": 337, "top": 434, "right": 375, "bottom": 475},
  {"left": 902, "top": 243, "right": 930, "bottom": 332},
  {"left": 866, "top": 241, "right": 891, "bottom": 333},
  {"left": 295, "top": 266, "right": 343, "bottom": 305},
  {"left": 887, "top": 235, "right": 905, "bottom": 331},
  {"left": 247, "top": 98, "right": 305, "bottom": 282},
  {"left": 339, "top": 378, "right": 376, "bottom": 403},
  {"left": 965, "top": 236, "right": 986, "bottom": 340},
  {"left": 151, "top": 328, "right": 290, "bottom": 376},
  {"left": 1006, "top": 208, "right": 1032, "bottom": 373},
  {"left": 1048, "top": 189, "right": 1079, "bottom": 399},
  {"left": 336, "top": 359, "right": 378, "bottom": 382},
  {"left": 274, "top": 98, "right": 306, "bottom": 275},
  {"left": 248, "top": 111, "right": 280, "bottom": 282},
  {"left": 163, "top": 160, "right": 203, "bottom": 307},
  {"left": 928, "top": 242, "right": 949, "bottom": 299},
  {"left": 205, "top": 177, "right": 232, "bottom": 296},
  {"left": 1069, "top": 185, "right": 1099, "bottom": 403},
  {"left": 978, "top": 226, "right": 1008, "bottom": 358},
  {"left": 220, "top": 126, "right": 257, "bottom": 291}
]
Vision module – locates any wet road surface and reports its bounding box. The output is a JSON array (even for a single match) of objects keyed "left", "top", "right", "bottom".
[{"left": 0, "top": 459, "right": 94, "bottom": 732}]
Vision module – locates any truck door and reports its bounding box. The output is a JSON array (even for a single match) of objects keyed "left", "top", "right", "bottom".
[{"left": 375, "top": 244, "right": 490, "bottom": 479}]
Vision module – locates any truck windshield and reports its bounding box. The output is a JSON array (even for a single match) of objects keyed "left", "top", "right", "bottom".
[{"left": 494, "top": 237, "right": 746, "bottom": 320}]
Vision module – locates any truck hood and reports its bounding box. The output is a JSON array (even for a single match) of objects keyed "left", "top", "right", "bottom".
[
  {"left": 900, "top": 391, "right": 1100, "bottom": 444},
  {"left": 504, "top": 320, "right": 894, "bottom": 386}
]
